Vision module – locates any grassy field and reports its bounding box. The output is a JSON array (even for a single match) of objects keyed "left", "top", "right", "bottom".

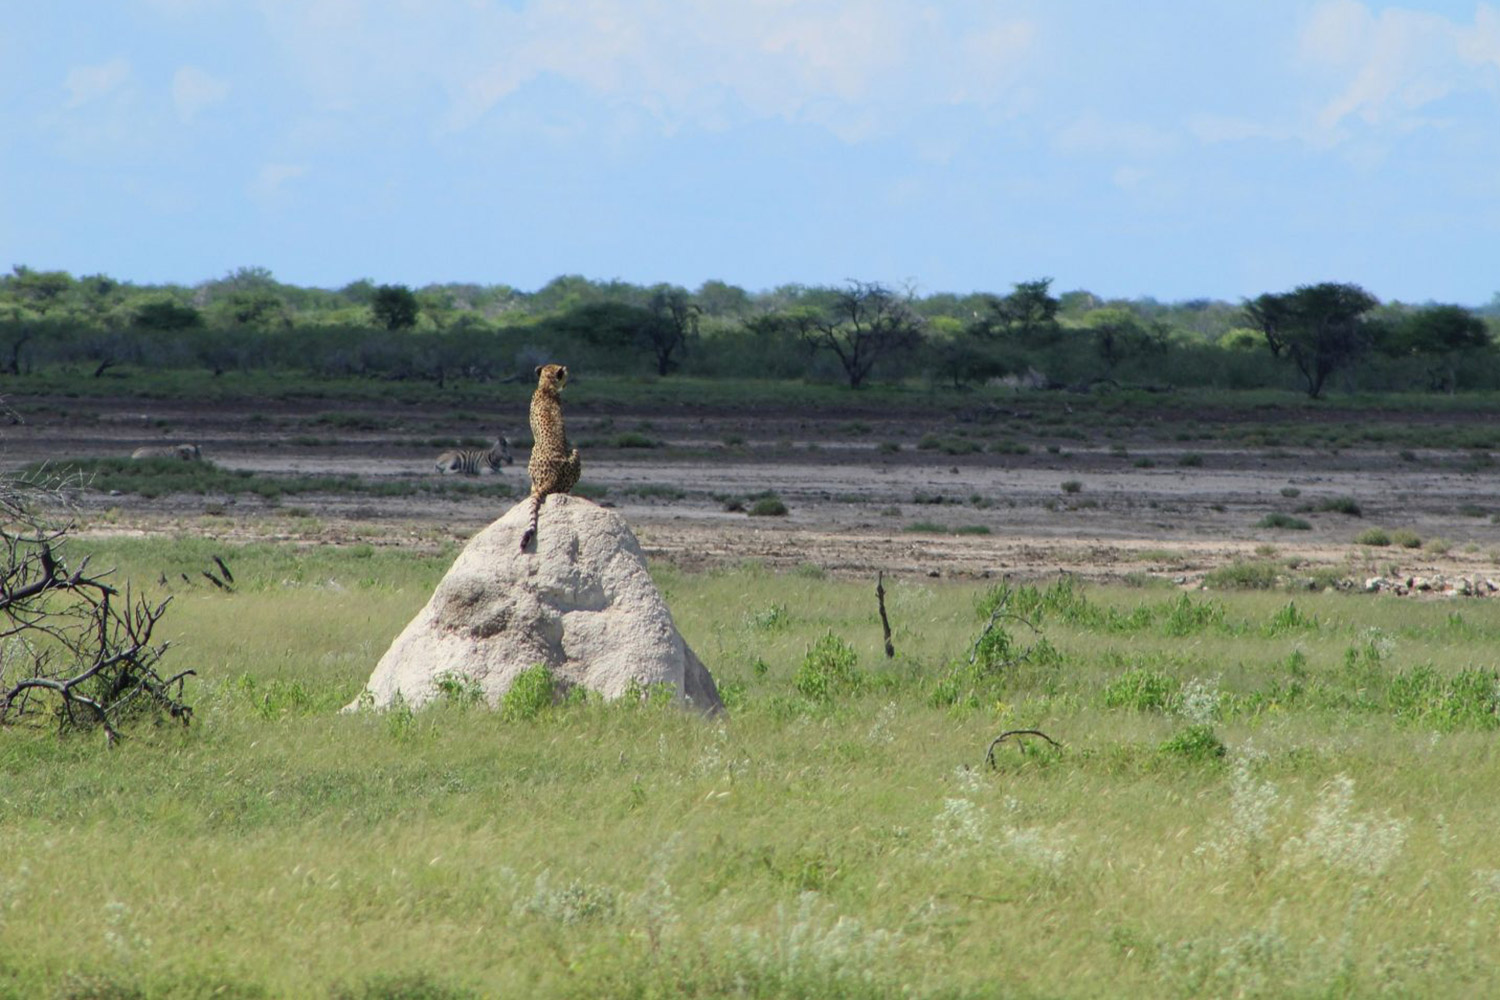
[{"left": 5, "top": 539, "right": 1500, "bottom": 997}]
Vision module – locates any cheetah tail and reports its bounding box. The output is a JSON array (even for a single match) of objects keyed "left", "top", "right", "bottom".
[{"left": 519, "top": 493, "right": 543, "bottom": 552}]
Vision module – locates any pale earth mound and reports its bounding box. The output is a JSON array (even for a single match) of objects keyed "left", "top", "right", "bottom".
[{"left": 350, "top": 494, "right": 723, "bottom": 714}]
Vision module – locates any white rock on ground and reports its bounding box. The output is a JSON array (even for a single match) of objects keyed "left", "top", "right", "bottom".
[{"left": 348, "top": 494, "right": 723, "bottom": 714}]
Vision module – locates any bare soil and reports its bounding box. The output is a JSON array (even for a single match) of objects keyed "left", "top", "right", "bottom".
[{"left": 5, "top": 389, "right": 1499, "bottom": 588}]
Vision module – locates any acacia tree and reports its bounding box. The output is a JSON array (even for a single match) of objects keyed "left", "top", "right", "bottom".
[
  {"left": 643, "top": 285, "right": 699, "bottom": 375},
  {"left": 796, "top": 281, "right": 925, "bottom": 388},
  {"left": 977, "top": 278, "right": 1061, "bottom": 347},
  {"left": 1245, "top": 282, "right": 1379, "bottom": 398}
]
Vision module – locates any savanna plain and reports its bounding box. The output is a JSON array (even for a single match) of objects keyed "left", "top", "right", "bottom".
[{"left": 5, "top": 374, "right": 1500, "bottom": 998}]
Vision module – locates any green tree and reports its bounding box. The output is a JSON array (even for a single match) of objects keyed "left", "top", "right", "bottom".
[
  {"left": 977, "top": 278, "right": 1061, "bottom": 348},
  {"left": 794, "top": 281, "right": 925, "bottom": 388},
  {"left": 695, "top": 280, "right": 752, "bottom": 317},
  {"left": 371, "top": 284, "right": 420, "bottom": 331},
  {"left": 1378, "top": 304, "right": 1492, "bottom": 392},
  {"left": 132, "top": 296, "right": 203, "bottom": 332},
  {"left": 930, "top": 329, "right": 1004, "bottom": 389},
  {"left": 1244, "top": 282, "right": 1380, "bottom": 398},
  {"left": 1083, "top": 308, "right": 1168, "bottom": 374},
  {"left": 644, "top": 285, "right": 699, "bottom": 375},
  {"left": 5, "top": 266, "right": 75, "bottom": 314}
]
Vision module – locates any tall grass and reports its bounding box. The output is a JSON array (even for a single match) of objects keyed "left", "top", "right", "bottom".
[{"left": 5, "top": 551, "right": 1500, "bottom": 996}]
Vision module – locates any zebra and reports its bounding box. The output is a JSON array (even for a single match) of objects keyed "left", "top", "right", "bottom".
[
  {"left": 434, "top": 437, "right": 514, "bottom": 475},
  {"left": 131, "top": 443, "right": 202, "bottom": 461}
]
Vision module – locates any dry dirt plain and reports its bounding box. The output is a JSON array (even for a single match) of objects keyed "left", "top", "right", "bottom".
[{"left": 4, "top": 389, "right": 1499, "bottom": 590}]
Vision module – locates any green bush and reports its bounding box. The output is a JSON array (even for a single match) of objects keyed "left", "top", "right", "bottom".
[
  {"left": 500, "top": 664, "right": 556, "bottom": 722},
  {"left": 1314, "top": 495, "right": 1363, "bottom": 516},
  {"left": 1060, "top": 480, "right": 1083, "bottom": 494},
  {"left": 1204, "top": 560, "right": 1280, "bottom": 590},
  {"left": 1356, "top": 528, "right": 1392, "bottom": 546},
  {"left": 1258, "top": 512, "right": 1311, "bottom": 530},
  {"left": 1388, "top": 665, "right": 1500, "bottom": 731},
  {"left": 1101, "top": 667, "right": 1179, "bottom": 712},
  {"left": 793, "top": 633, "right": 861, "bottom": 702},
  {"left": 1391, "top": 529, "right": 1422, "bottom": 548},
  {"left": 749, "top": 496, "right": 789, "bottom": 517},
  {"left": 1158, "top": 724, "right": 1226, "bottom": 761}
]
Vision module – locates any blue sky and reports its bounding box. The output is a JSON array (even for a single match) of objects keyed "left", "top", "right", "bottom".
[{"left": 2, "top": 1, "right": 1498, "bottom": 304}]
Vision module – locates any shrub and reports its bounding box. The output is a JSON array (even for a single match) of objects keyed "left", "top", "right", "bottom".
[
  {"left": 1101, "top": 667, "right": 1179, "bottom": 712},
  {"left": 500, "top": 664, "right": 556, "bottom": 722},
  {"left": 1204, "top": 560, "right": 1281, "bottom": 590},
  {"left": 1160, "top": 593, "right": 1225, "bottom": 636},
  {"left": 1315, "top": 495, "right": 1363, "bottom": 516},
  {"left": 1280, "top": 486, "right": 1301, "bottom": 498},
  {"left": 1258, "top": 513, "right": 1311, "bottom": 530},
  {"left": 1388, "top": 665, "right": 1500, "bottom": 731},
  {"left": 1264, "top": 601, "right": 1318, "bottom": 635},
  {"left": 1356, "top": 528, "right": 1391, "bottom": 546},
  {"left": 1391, "top": 529, "right": 1422, "bottom": 548},
  {"left": 1159, "top": 724, "right": 1226, "bottom": 761},
  {"left": 1060, "top": 480, "right": 1083, "bottom": 494},
  {"left": 794, "top": 633, "right": 861, "bottom": 702},
  {"left": 434, "top": 671, "right": 484, "bottom": 708},
  {"left": 1177, "top": 452, "right": 1204, "bottom": 467},
  {"left": 749, "top": 496, "right": 789, "bottom": 517}
]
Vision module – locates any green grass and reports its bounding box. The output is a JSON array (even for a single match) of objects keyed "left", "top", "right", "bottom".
[{"left": 9, "top": 547, "right": 1500, "bottom": 995}]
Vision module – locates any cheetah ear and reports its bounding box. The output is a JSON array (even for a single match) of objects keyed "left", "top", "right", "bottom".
[{"left": 534, "top": 365, "right": 543, "bottom": 378}]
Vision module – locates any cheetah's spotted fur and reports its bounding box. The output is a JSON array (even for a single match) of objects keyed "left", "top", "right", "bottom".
[{"left": 520, "top": 363, "right": 581, "bottom": 551}]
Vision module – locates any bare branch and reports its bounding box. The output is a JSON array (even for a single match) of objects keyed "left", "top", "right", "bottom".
[
  {"left": 0, "top": 467, "right": 190, "bottom": 743},
  {"left": 985, "top": 729, "right": 1062, "bottom": 768}
]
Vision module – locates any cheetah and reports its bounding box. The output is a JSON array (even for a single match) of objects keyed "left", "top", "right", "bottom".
[{"left": 519, "top": 363, "right": 581, "bottom": 552}]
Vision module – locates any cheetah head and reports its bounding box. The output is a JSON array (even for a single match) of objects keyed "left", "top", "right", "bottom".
[{"left": 534, "top": 363, "right": 569, "bottom": 390}]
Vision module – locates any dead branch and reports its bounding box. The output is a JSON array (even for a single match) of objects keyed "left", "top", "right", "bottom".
[
  {"left": 0, "top": 469, "right": 190, "bottom": 744},
  {"left": 876, "top": 571, "right": 894, "bottom": 659},
  {"left": 968, "top": 596, "right": 1039, "bottom": 667},
  {"left": 985, "top": 729, "right": 1062, "bottom": 768}
]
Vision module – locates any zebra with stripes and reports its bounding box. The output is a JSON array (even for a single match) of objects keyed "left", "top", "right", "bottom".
[
  {"left": 131, "top": 443, "right": 202, "bottom": 461},
  {"left": 434, "top": 437, "right": 514, "bottom": 475}
]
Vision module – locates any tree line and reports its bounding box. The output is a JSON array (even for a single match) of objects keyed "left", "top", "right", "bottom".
[{"left": 2, "top": 265, "right": 1498, "bottom": 396}]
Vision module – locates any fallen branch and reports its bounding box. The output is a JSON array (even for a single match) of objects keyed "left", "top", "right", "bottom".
[{"left": 985, "top": 729, "right": 1062, "bottom": 768}]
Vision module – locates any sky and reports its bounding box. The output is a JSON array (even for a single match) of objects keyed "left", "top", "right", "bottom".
[{"left": 2, "top": 1, "right": 1499, "bottom": 305}]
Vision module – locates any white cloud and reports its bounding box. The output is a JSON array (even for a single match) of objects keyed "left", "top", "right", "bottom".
[
  {"left": 250, "top": 162, "right": 307, "bottom": 203},
  {"left": 1299, "top": 1, "right": 1500, "bottom": 136},
  {"left": 1054, "top": 113, "right": 1177, "bottom": 157},
  {"left": 172, "top": 66, "right": 230, "bottom": 123},
  {"left": 244, "top": 0, "right": 1035, "bottom": 142},
  {"left": 64, "top": 58, "right": 131, "bottom": 107}
]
